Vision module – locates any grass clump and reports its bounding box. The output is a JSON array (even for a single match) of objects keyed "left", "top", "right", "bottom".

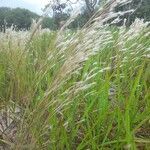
[{"left": 0, "top": 1, "right": 150, "bottom": 150}]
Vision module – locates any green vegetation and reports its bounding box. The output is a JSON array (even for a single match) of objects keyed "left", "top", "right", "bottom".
[
  {"left": 115, "top": 0, "right": 150, "bottom": 26},
  {"left": 0, "top": 7, "right": 39, "bottom": 31},
  {"left": 0, "top": 0, "right": 150, "bottom": 149},
  {"left": 0, "top": 0, "right": 150, "bottom": 31},
  {"left": 0, "top": 18, "right": 150, "bottom": 149}
]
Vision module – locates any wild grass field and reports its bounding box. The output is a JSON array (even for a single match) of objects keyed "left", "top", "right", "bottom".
[{"left": 0, "top": 1, "right": 150, "bottom": 150}]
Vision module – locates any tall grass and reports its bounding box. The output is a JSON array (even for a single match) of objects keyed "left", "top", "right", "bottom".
[{"left": 0, "top": 0, "right": 150, "bottom": 149}]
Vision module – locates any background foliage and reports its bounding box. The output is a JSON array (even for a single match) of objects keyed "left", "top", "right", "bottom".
[{"left": 0, "top": 0, "right": 150, "bottom": 31}]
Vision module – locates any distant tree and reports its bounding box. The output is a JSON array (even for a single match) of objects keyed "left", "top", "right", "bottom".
[
  {"left": 67, "top": 0, "right": 100, "bottom": 17},
  {"left": 6, "top": 8, "right": 39, "bottom": 30},
  {"left": 51, "top": 0, "right": 70, "bottom": 29},
  {"left": 68, "top": 0, "right": 150, "bottom": 27},
  {"left": 0, "top": 7, "right": 39, "bottom": 31},
  {"left": 84, "top": 0, "right": 98, "bottom": 17},
  {"left": 42, "top": 17, "right": 56, "bottom": 30},
  {"left": 69, "top": 6, "right": 89, "bottom": 28},
  {"left": 0, "top": 7, "right": 11, "bottom": 32},
  {"left": 114, "top": 0, "right": 150, "bottom": 26}
]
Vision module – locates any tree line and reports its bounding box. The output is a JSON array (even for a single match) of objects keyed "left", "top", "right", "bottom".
[
  {"left": 0, "top": 7, "right": 38, "bottom": 32},
  {"left": 0, "top": 7, "right": 56, "bottom": 32},
  {"left": 0, "top": 0, "right": 149, "bottom": 32}
]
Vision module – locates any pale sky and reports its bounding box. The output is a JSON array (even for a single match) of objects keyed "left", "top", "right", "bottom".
[
  {"left": 23, "top": 0, "right": 80, "bottom": 11},
  {"left": 0, "top": 0, "right": 82, "bottom": 15},
  {"left": 23, "top": 0, "right": 50, "bottom": 14},
  {"left": 0, "top": 0, "right": 50, "bottom": 14},
  {"left": 23, "top": 0, "right": 49, "bottom": 7}
]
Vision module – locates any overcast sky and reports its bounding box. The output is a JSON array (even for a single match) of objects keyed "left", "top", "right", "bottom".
[
  {"left": 23, "top": 0, "right": 50, "bottom": 9},
  {"left": 0, "top": 0, "right": 81, "bottom": 15},
  {"left": 0, "top": 0, "right": 50, "bottom": 14}
]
